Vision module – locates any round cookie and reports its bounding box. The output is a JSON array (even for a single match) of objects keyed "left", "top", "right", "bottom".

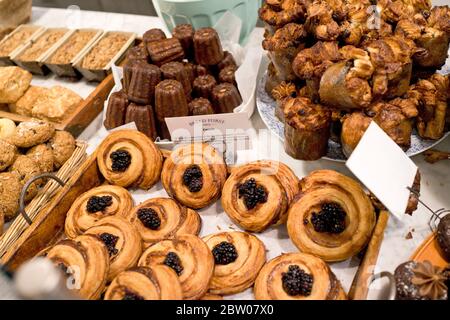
[
  {"left": 26, "top": 144, "right": 54, "bottom": 173},
  {"left": 10, "top": 121, "right": 55, "bottom": 148},
  {"left": 48, "top": 131, "right": 75, "bottom": 169},
  {"left": 0, "top": 172, "right": 23, "bottom": 222},
  {"left": 0, "top": 139, "right": 18, "bottom": 171},
  {"left": 9, "top": 155, "right": 42, "bottom": 202}
]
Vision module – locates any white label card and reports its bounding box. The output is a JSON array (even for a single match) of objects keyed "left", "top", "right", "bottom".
[
  {"left": 165, "top": 113, "right": 253, "bottom": 165},
  {"left": 346, "top": 122, "right": 418, "bottom": 219}
]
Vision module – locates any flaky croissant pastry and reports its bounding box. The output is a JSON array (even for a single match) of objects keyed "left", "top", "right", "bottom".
[
  {"left": 64, "top": 185, "right": 134, "bottom": 239},
  {"left": 222, "top": 160, "right": 300, "bottom": 232},
  {"left": 138, "top": 234, "right": 214, "bottom": 300},
  {"left": 254, "top": 253, "right": 347, "bottom": 300},
  {"left": 161, "top": 143, "right": 227, "bottom": 209},
  {"left": 45, "top": 235, "right": 109, "bottom": 300},
  {"left": 97, "top": 130, "right": 163, "bottom": 190},
  {"left": 203, "top": 231, "right": 266, "bottom": 295},
  {"left": 104, "top": 266, "right": 183, "bottom": 300},
  {"left": 287, "top": 170, "right": 376, "bottom": 262},
  {"left": 259, "top": 0, "right": 307, "bottom": 28}
]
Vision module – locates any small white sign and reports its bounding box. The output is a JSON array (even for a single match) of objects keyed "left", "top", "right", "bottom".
[
  {"left": 165, "top": 113, "right": 254, "bottom": 165},
  {"left": 346, "top": 122, "right": 418, "bottom": 218}
]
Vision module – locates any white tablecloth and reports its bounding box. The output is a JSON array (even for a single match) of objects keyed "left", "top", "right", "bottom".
[{"left": 30, "top": 6, "right": 450, "bottom": 300}]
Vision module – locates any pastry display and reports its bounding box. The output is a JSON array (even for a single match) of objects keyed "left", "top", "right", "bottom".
[
  {"left": 259, "top": 0, "right": 450, "bottom": 159},
  {"left": 85, "top": 216, "right": 142, "bottom": 281},
  {"left": 203, "top": 231, "right": 266, "bottom": 295},
  {"left": 437, "top": 214, "right": 450, "bottom": 262},
  {"left": 0, "top": 66, "right": 32, "bottom": 104},
  {"left": 64, "top": 185, "right": 134, "bottom": 239},
  {"left": 104, "top": 266, "right": 183, "bottom": 300},
  {"left": 222, "top": 160, "right": 300, "bottom": 232},
  {"left": 254, "top": 253, "right": 347, "bottom": 300},
  {"left": 161, "top": 143, "right": 227, "bottom": 210},
  {"left": 124, "top": 197, "right": 201, "bottom": 247},
  {"left": 81, "top": 33, "right": 130, "bottom": 70},
  {"left": 104, "top": 24, "right": 242, "bottom": 139},
  {"left": 17, "top": 29, "right": 66, "bottom": 62},
  {"left": 283, "top": 97, "right": 331, "bottom": 161},
  {"left": 287, "top": 170, "right": 376, "bottom": 262},
  {"left": 96, "top": 130, "right": 163, "bottom": 190},
  {"left": 394, "top": 260, "right": 448, "bottom": 300},
  {"left": 49, "top": 30, "right": 97, "bottom": 65},
  {"left": 138, "top": 234, "right": 214, "bottom": 300},
  {"left": 45, "top": 234, "right": 109, "bottom": 300}
]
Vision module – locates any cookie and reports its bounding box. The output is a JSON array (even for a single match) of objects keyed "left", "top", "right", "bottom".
[
  {"left": 26, "top": 144, "right": 54, "bottom": 173},
  {"left": 0, "top": 139, "right": 17, "bottom": 171},
  {"left": 9, "top": 155, "right": 42, "bottom": 202},
  {"left": 10, "top": 121, "right": 55, "bottom": 148},
  {"left": 48, "top": 131, "right": 75, "bottom": 169},
  {"left": 0, "top": 172, "right": 23, "bottom": 222}
]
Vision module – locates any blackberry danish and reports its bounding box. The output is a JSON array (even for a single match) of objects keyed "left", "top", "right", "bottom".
[
  {"left": 138, "top": 234, "right": 214, "bottom": 300},
  {"left": 221, "top": 160, "right": 299, "bottom": 232},
  {"left": 203, "top": 231, "right": 266, "bottom": 295},
  {"left": 96, "top": 130, "right": 163, "bottom": 189},
  {"left": 64, "top": 185, "right": 133, "bottom": 239},
  {"left": 45, "top": 235, "right": 109, "bottom": 300},
  {"left": 124, "top": 197, "right": 201, "bottom": 246},
  {"left": 104, "top": 266, "right": 183, "bottom": 300},
  {"left": 161, "top": 143, "right": 227, "bottom": 209},
  {"left": 254, "top": 253, "right": 347, "bottom": 300},
  {"left": 287, "top": 170, "right": 376, "bottom": 262},
  {"left": 85, "top": 216, "right": 142, "bottom": 281}
]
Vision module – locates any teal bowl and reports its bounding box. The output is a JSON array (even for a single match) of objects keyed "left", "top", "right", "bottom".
[{"left": 152, "top": 0, "right": 261, "bottom": 44}]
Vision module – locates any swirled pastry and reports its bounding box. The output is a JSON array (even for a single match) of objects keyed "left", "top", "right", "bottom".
[
  {"left": 203, "top": 231, "right": 266, "bottom": 295},
  {"left": 287, "top": 170, "right": 376, "bottom": 262},
  {"left": 254, "top": 253, "right": 347, "bottom": 300},
  {"left": 138, "top": 234, "right": 214, "bottom": 300},
  {"left": 85, "top": 216, "right": 142, "bottom": 281},
  {"left": 222, "top": 160, "right": 300, "bottom": 232},
  {"left": 124, "top": 197, "right": 201, "bottom": 246},
  {"left": 104, "top": 266, "right": 183, "bottom": 300},
  {"left": 45, "top": 234, "right": 109, "bottom": 300},
  {"left": 64, "top": 185, "right": 133, "bottom": 239},
  {"left": 96, "top": 130, "right": 163, "bottom": 190},
  {"left": 161, "top": 143, "right": 227, "bottom": 209}
]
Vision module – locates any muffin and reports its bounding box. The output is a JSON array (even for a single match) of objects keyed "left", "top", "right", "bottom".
[
  {"left": 193, "top": 75, "right": 217, "bottom": 99},
  {"left": 125, "top": 103, "right": 158, "bottom": 140},
  {"left": 172, "top": 24, "right": 195, "bottom": 59},
  {"left": 211, "top": 83, "right": 242, "bottom": 113},
  {"left": 123, "top": 60, "right": 161, "bottom": 105},
  {"left": 147, "top": 38, "right": 185, "bottom": 67},
  {"left": 189, "top": 98, "right": 215, "bottom": 116},
  {"left": 104, "top": 90, "right": 129, "bottom": 130},
  {"left": 160, "top": 61, "right": 192, "bottom": 98},
  {"left": 194, "top": 28, "right": 224, "bottom": 66}
]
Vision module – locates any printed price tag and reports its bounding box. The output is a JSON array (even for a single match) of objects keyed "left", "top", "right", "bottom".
[{"left": 346, "top": 122, "right": 418, "bottom": 218}]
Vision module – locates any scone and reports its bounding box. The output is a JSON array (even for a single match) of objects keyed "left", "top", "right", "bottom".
[
  {"left": 47, "top": 131, "right": 75, "bottom": 169},
  {"left": 0, "top": 172, "right": 23, "bottom": 222},
  {"left": 10, "top": 86, "right": 50, "bottom": 116},
  {"left": 32, "top": 86, "right": 83, "bottom": 122},
  {"left": 0, "top": 139, "right": 18, "bottom": 171},
  {"left": 26, "top": 144, "right": 54, "bottom": 173},
  {"left": 0, "top": 67, "right": 32, "bottom": 104},
  {"left": 0, "top": 118, "right": 17, "bottom": 140},
  {"left": 9, "top": 155, "right": 42, "bottom": 202},
  {"left": 9, "top": 121, "right": 55, "bottom": 148}
]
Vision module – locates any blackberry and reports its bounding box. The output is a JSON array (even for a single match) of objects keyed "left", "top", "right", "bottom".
[
  {"left": 86, "top": 195, "right": 113, "bottom": 213},
  {"left": 137, "top": 208, "right": 161, "bottom": 230},
  {"left": 110, "top": 149, "right": 132, "bottom": 172},
  {"left": 122, "top": 289, "right": 144, "bottom": 300},
  {"left": 99, "top": 233, "right": 119, "bottom": 256},
  {"left": 282, "top": 265, "right": 314, "bottom": 297},
  {"left": 212, "top": 241, "right": 238, "bottom": 265},
  {"left": 238, "top": 178, "right": 268, "bottom": 210},
  {"left": 182, "top": 165, "right": 203, "bottom": 192},
  {"left": 311, "top": 202, "right": 347, "bottom": 234},
  {"left": 164, "top": 252, "right": 184, "bottom": 275}
]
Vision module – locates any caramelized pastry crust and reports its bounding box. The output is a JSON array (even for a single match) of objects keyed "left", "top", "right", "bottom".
[
  {"left": 340, "top": 112, "right": 372, "bottom": 157},
  {"left": 104, "top": 90, "right": 129, "bottom": 130},
  {"left": 147, "top": 38, "right": 185, "bottom": 67},
  {"left": 193, "top": 28, "right": 224, "bottom": 66}
]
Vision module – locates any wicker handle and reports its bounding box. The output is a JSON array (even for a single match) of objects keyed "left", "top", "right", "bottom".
[
  {"left": 368, "top": 271, "right": 396, "bottom": 300},
  {"left": 19, "top": 174, "right": 65, "bottom": 225}
]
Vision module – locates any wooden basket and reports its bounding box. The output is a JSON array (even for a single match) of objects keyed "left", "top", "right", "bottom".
[{"left": 0, "top": 141, "right": 88, "bottom": 266}]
